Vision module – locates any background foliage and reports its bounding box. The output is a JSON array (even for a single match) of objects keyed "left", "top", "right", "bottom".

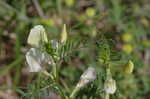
[{"left": 0, "top": 0, "right": 150, "bottom": 99}]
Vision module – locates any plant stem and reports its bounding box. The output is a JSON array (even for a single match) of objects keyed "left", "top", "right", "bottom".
[
  {"left": 43, "top": 71, "right": 54, "bottom": 80},
  {"left": 43, "top": 71, "right": 68, "bottom": 99},
  {"left": 57, "top": 0, "right": 62, "bottom": 16},
  {"left": 105, "top": 93, "right": 109, "bottom": 99},
  {"left": 53, "top": 63, "right": 59, "bottom": 82},
  {"left": 54, "top": 85, "right": 67, "bottom": 99},
  {"left": 70, "top": 87, "right": 80, "bottom": 99}
]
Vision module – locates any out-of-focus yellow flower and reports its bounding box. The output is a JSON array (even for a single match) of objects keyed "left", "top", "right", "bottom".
[
  {"left": 123, "top": 60, "right": 134, "bottom": 75},
  {"left": 40, "top": 18, "right": 55, "bottom": 26},
  {"left": 122, "top": 44, "right": 133, "bottom": 54},
  {"left": 60, "top": 24, "right": 67, "bottom": 44},
  {"left": 65, "top": 0, "right": 74, "bottom": 7},
  {"left": 143, "top": 40, "right": 150, "bottom": 48},
  {"left": 86, "top": 8, "right": 96, "bottom": 17},
  {"left": 140, "top": 17, "right": 149, "bottom": 27},
  {"left": 122, "top": 33, "right": 133, "bottom": 42}
]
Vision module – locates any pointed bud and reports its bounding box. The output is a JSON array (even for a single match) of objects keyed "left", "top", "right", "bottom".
[
  {"left": 124, "top": 60, "right": 134, "bottom": 74},
  {"left": 27, "top": 25, "right": 48, "bottom": 47},
  {"left": 77, "top": 67, "right": 97, "bottom": 88},
  {"left": 60, "top": 24, "right": 67, "bottom": 44},
  {"left": 26, "top": 48, "right": 52, "bottom": 72},
  {"left": 104, "top": 77, "right": 116, "bottom": 94}
]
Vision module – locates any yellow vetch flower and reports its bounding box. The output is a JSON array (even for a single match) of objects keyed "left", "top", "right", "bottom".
[
  {"left": 122, "top": 44, "right": 133, "bottom": 54},
  {"left": 65, "top": 0, "right": 74, "bottom": 7},
  {"left": 122, "top": 33, "right": 133, "bottom": 42},
  {"left": 104, "top": 77, "right": 116, "bottom": 94},
  {"left": 86, "top": 8, "right": 96, "bottom": 17},
  {"left": 77, "top": 67, "right": 97, "bottom": 88},
  {"left": 26, "top": 48, "right": 52, "bottom": 72},
  {"left": 27, "top": 25, "right": 48, "bottom": 47},
  {"left": 60, "top": 24, "right": 67, "bottom": 44},
  {"left": 124, "top": 60, "right": 134, "bottom": 74}
]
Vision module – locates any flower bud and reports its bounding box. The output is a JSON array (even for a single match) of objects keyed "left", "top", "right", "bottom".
[
  {"left": 124, "top": 60, "right": 134, "bottom": 74},
  {"left": 60, "top": 24, "right": 67, "bottom": 44},
  {"left": 26, "top": 48, "right": 52, "bottom": 72},
  {"left": 77, "top": 67, "right": 97, "bottom": 88},
  {"left": 104, "top": 77, "right": 116, "bottom": 94},
  {"left": 27, "top": 25, "right": 48, "bottom": 47}
]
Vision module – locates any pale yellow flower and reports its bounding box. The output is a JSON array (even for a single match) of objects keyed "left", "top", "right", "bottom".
[{"left": 27, "top": 25, "right": 48, "bottom": 47}]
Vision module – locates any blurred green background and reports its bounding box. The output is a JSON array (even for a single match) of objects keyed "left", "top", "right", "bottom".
[{"left": 0, "top": 0, "right": 150, "bottom": 99}]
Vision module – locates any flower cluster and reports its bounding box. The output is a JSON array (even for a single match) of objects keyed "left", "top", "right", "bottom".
[
  {"left": 26, "top": 25, "right": 52, "bottom": 72},
  {"left": 25, "top": 25, "right": 134, "bottom": 99},
  {"left": 26, "top": 24, "right": 68, "bottom": 73}
]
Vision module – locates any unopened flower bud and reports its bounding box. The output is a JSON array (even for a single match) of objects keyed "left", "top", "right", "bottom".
[
  {"left": 60, "top": 24, "right": 67, "bottom": 44},
  {"left": 27, "top": 25, "right": 48, "bottom": 47},
  {"left": 26, "top": 48, "right": 52, "bottom": 72},
  {"left": 124, "top": 60, "right": 134, "bottom": 74},
  {"left": 104, "top": 77, "right": 116, "bottom": 94},
  {"left": 77, "top": 67, "right": 97, "bottom": 88}
]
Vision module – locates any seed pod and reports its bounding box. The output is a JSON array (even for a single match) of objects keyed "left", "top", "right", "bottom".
[
  {"left": 124, "top": 60, "right": 134, "bottom": 74},
  {"left": 104, "top": 77, "right": 116, "bottom": 94},
  {"left": 77, "top": 67, "right": 97, "bottom": 88},
  {"left": 26, "top": 48, "right": 52, "bottom": 72},
  {"left": 60, "top": 24, "right": 67, "bottom": 44},
  {"left": 27, "top": 25, "right": 48, "bottom": 47}
]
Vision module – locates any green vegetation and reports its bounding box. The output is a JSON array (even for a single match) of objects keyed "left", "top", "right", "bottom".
[{"left": 0, "top": 0, "right": 150, "bottom": 99}]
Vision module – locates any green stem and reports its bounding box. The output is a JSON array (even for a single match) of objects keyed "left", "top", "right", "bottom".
[
  {"left": 105, "top": 93, "right": 109, "bottom": 99},
  {"left": 53, "top": 63, "right": 59, "bottom": 82},
  {"left": 54, "top": 85, "right": 67, "bottom": 99},
  {"left": 43, "top": 71, "right": 54, "bottom": 80},
  {"left": 43, "top": 71, "right": 67, "bottom": 99},
  {"left": 57, "top": 0, "right": 62, "bottom": 15},
  {"left": 70, "top": 87, "right": 80, "bottom": 99}
]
